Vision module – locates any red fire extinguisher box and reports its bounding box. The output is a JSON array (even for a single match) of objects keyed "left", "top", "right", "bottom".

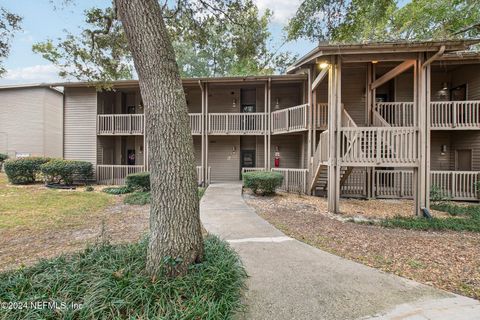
[{"left": 274, "top": 157, "right": 280, "bottom": 167}]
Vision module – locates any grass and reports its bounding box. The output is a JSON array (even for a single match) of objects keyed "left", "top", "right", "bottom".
[
  {"left": 0, "top": 174, "right": 113, "bottom": 230},
  {"left": 123, "top": 187, "right": 206, "bottom": 205},
  {"left": 0, "top": 235, "right": 246, "bottom": 320},
  {"left": 381, "top": 202, "right": 480, "bottom": 232}
]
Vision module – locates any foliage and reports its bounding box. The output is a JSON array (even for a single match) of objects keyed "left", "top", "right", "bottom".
[
  {"left": 40, "top": 159, "right": 93, "bottom": 185},
  {"left": 33, "top": 1, "right": 296, "bottom": 83},
  {"left": 124, "top": 191, "right": 151, "bottom": 205},
  {"left": 0, "top": 236, "right": 246, "bottom": 319},
  {"left": 125, "top": 172, "right": 150, "bottom": 191},
  {"left": 102, "top": 186, "right": 132, "bottom": 195},
  {"left": 3, "top": 157, "right": 50, "bottom": 184},
  {"left": 430, "top": 185, "right": 448, "bottom": 203},
  {"left": 287, "top": 0, "right": 480, "bottom": 42},
  {"left": 0, "top": 7, "right": 22, "bottom": 76},
  {"left": 243, "top": 171, "right": 283, "bottom": 195},
  {"left": 382, "top": 203, "right": 480, "bottom": 232},
  {"left": 84, "top": 185, "right": 94, "bottom": 192},
  {"left": 0, "top": 153, "right": 7, "bottom": 162}
]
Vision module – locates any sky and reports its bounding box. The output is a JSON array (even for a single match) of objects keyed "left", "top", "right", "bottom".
[{"left": 0, "top": 0, "right": 315, "bottom": 85}]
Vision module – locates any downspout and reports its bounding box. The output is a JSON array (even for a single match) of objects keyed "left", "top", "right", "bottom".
[{"left": 422, "top": 45, "right": 445, "bottom": 68}]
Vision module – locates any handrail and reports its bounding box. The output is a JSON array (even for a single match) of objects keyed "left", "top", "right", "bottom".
[
  {"left": 271, "top": 104, "right": 308, "bottom": 133},
  {"left": 208, "top": 112, "right": 265, "bottom": 134}
]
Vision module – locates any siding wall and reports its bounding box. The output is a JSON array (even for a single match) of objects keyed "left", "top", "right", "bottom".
[
  {"left": 451, "top": 131, "right": 480, "bottom": 171},
  {"left": 270, "top": 135, "right": 302, "bottom": 168},
  {"left": 64, "top": 87, "right": 97, "bottom": 165},
  {"left": 271, "top": 83, "right": 302, "bottom": 110},
  {"left": 342, "top": 66, "right": 367, "bottom": 126},
  {"left": 430, "top": 131, "right": 453, "bottom": 170},
  {"left": 0, "top": 87, "right": 62, "bottom": 157},
  {"left": 208, "top": 84, "right": 265, "bottom": 113},
  {"left": 193, "top": 136, "right": 202, "bottom": 166},
  {"left": 208, "top": 136, "right": 240, "bottom": 181}
]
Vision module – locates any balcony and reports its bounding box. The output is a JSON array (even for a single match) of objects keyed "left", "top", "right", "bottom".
[
  {"left": 97, "top": 114, "right": 144, "bottom": 135},
  {"left": 431, "top": 101, "right": 480, "bottom": 129},
  {"left": 207, "top": 113, "right": 265, "bottom": 135},
  {"left": 271, "top": 104, "right": 308, "bottom": 134}
]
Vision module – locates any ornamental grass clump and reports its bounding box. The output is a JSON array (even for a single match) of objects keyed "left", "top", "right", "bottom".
[{"left": 242, "top": 171, "right": 283, "bottom": 195}]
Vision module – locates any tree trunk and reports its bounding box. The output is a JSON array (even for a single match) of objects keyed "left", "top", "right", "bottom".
[{"left": 115, "top": 0, "right": 203, "bottom": 277}]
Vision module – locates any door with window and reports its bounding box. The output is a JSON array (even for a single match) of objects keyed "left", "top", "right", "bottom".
[
  {"left": 241, "top": 150, "right": 256, "bottom": 177},
  {"left": 455, "top": 149, "right": 472, "bottom": 171}
]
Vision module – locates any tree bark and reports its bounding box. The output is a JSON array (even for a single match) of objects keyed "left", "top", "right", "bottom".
[{"left": 115, "top": 0, "right": 203, "bottom": 277}]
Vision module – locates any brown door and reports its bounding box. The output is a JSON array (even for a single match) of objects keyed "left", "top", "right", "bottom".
[{"left": 456, "top": 149, "right": 472, "bottom": 171}]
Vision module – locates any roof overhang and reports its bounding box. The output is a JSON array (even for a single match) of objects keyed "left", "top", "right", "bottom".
[
  {"left": 287, "top": 39, "right": 480, "bottom": 73},
  {"left": 52, "top": 73, "right": 308, "bottom": 89}
]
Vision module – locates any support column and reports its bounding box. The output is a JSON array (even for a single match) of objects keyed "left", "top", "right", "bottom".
[
  {"left": 204, "top": 82, "right": 209, "bottom": 185},
  {"left": 267, "top": 78, "right": 272, "bottom": 170},
  {"left": 415, "top": 53, "right": 430, "bottom": 215},
  {"left": 264, "top": 81, "right": 268, "bottom": 169},
  {"left": 327, "top": 57, "right": 341, "bottom": 213},
  {"left": 307, "top": 68, "right": 313, "bottom": 176},
  {"left": 200, "top": 81, "right": 205, "bottom": 186}
]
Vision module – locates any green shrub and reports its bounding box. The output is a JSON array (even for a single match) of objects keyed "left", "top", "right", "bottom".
[
  {"left": 126, "top": 172, "right": 150, "bottom": 191},
  {"left": 102, "top": 186, "right": 133, "bottom": 195},
  {"left": 40, "top": 159, "right": 93, "bottom": 185},
  {"left": 0, "top": 236, "right": 246, "bottom": 320},
  {"left": 243, "top": 171, "right": 283, "bottom": 195},
  {"left": 124, "top": 191, "right": 151, "bottom": 205},
  {"left": 4, "top": 157, "right": 50, "bottom": 184},
  {"left": 85, "top": 186, "right": 94, "bottom": 192}
]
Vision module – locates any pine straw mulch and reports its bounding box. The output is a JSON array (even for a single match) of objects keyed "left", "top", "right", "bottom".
[{"left": 244, "top": 192, "right": 480, "bottom": 300}]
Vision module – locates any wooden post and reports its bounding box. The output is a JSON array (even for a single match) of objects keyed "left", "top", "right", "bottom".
[
  {"left": 264, "top": 81, "right": 268, "bottom": 169},
  {"left": 307, "top": 68, "right": 313, "bottom": 184},
  {"left": 327, "top": 57, "right": 341, "bottom": 213},
  {"left": 415, "top": 53, "right": 430, "bottom": 216},
  {"left": 267, "top": 78, "right": 272, "bottom": 170},
  {"left": 205, "top": 82, "right": 209, "bottom": 185},
  {"left": 199, "top": 81, "right": 205, "bottom": 186}
]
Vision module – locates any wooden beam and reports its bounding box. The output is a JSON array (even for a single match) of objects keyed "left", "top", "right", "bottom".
[
  {"left": 422, "top": 45, "right": 445, "bottom": 68},
  {"left": 311, "top": 67, "right": 328, "bottom": 92},
  {"left": 370, "top": 60, "right": 415, "bottom": 90}
]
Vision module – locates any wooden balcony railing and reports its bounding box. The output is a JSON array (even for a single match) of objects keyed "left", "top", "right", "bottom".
[
  {"left": 431, "top": 101, "right": 480, "bottom": 129},
  {"left": 316, "top": 103, "right": 328, "bottom": 128},
  {"left": 431, "top": 171, "right": 479, "bottom": 200},
  {"left": 375, "top": 102, "right": 415, "bottom": 127},
  {"left": 271, "top": 104, "right": 308, "bottom": 134},
  {"left": 340, "top": 127, "right": 418, "bottom": 166},
  {"left": 374, "top": 169, "right": 414, "bottom": 198},
  {"left": 96, "top": 165, "right": 146, "bottom": 185},
  {"left": 97, "top": 114, "right": 144, "bottom": 135},
  {"left": 189, "top": 113, "right": 202, "bottom": 135},
  {"left": 208, "top": 113, "right": 265, "bottom": 135},
  {"left": 272, "top": 168, "right": 308, "bottom": 194}
]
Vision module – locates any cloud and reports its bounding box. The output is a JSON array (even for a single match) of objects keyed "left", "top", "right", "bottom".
[
  {"left": 0, "top": 64, "right": 62, "bottom": 85},
  {"left": 253, "top": 0, "right": 302, "bottom": 24}
]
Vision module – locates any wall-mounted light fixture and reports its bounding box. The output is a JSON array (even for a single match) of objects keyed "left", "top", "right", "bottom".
[
  {"left": 275, "top": 145, "right": 280, "bottom": 152},
  {"left": 232, "top": 98, "right": 237, "bottom": 108},
  {"left": 441, "top": 144, "right": 447, "bottom": 155},
  {"left": 232, "top": 146, "right": 236, "bottom": 153},
  {"left": 274, "top": 98, "right": 280, "bottom": 110},
  {"left": 319, "top": 61, "right": 329, "bottom": 69},
  {"left": 442, "top": 82, "right": 449, "bottom": 90},
  {"left": 371, "top": 60, "right": 378, "bottom": 64}
]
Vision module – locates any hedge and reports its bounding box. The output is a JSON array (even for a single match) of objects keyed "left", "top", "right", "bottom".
[
  {"left": 4, "top": 157, "right": 51, "bottom": 184},
  {"left": 40, "top": 159, "right": 93, "bottom": 185},
  {"left": 126, "top": 172, "right": 150, "bottom": 191},
  {"left": 242, "top": 171, "right": 283, "bottom": 195}
]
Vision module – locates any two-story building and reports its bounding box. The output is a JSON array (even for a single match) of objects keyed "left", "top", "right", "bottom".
[{"left": 58, "top": 39, "right": 480, "bottom": 214}]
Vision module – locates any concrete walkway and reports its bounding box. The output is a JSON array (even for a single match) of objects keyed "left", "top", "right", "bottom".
[{"left": 200, "top": 183, "right": 480, "bottom": 320}]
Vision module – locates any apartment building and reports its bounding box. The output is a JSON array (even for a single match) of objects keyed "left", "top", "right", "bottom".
[
  {"left": 0, "top": 84, "right": 63, "bottom": 158},
  {"left": 59, "top": 39, "right": 480, "bottom": 214}
]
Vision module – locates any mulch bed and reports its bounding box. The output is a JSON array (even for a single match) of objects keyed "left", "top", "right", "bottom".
[{"left": 244, "top": 192, "right": 480, "bottom": 300}]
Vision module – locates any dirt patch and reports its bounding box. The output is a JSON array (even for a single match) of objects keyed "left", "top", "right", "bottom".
[
  {"left": 0, "top": 197, "right": 149, "bottom": 272},
  {"left": 245, "top": 192, "right": 480, "bottom": 300}
]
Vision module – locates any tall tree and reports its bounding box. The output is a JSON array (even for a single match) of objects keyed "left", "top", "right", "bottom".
[
  {"left": 33, "top": 0, "right": 295, "bottom": 82},
  {"left": 115, "top": 0, "right": 203, "bottom": 277},
  {"left": 287, "top": 0, "right": 480, "bottom": 42},
  {"left": 0, "top": 7, "right": 22, "bottom": 76}
]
